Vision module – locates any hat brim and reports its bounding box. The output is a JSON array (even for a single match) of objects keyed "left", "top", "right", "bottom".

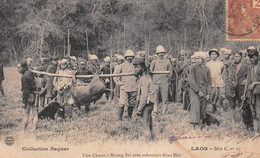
[{"left": 209, "top": 50, "right": 220, "bottom": 57}]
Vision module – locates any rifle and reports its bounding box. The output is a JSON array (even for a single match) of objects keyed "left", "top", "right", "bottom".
[{"left": 239, "top": 81, "right": 260, "bottom": 110}]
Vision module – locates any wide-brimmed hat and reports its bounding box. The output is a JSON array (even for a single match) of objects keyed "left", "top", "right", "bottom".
[{"left": 209, "top": 48, "right": 220, "bottom": 57}]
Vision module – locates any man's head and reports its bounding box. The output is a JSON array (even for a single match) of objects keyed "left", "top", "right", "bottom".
[
  {"left": 124, "top": 50, "right": 135, "bottom": 63},
  {"left": 190, "top": 55, "right": 197, "bottom": 66},
  {"left": 133, "top": 58, "right": 146, "bottom": 76},
  {"left": 70, "top": 56, "right": 77, "bottom": 62},
  {"left": 171, "top": 58, "right": 177, "bottom": 67},
  {"left": 247, "top": 46, "right": 256, "bottom": 53},
  {"left": 233, "top": 51, "right": 242, "bottom": 64},
  {"left": 248, "top": 49, "right": 259, "bottom": 65},
  {"left": 78, "top": 60, "right": 86, "bottom": 70},
  {"left": 156, "top": 45, "right": 166, "bottom": 59},
  {"left": 59, "top": 59, "right": 68, "bottom": 70},
  {"left": 220, "top": 48, "right": 227, "bottom": 55},
  {"left": 51, "top": 56, "right": 58, "bottom": 66},
  {"left": 90, "top": 55, "right": 98, "bottom": 65},
  {"left": 25, "top": 58, "right": 33, "bottom": 66},
  {"left": 71, "top": 62, "right": 78, "bottom": 70},
  {"left": 117, "top": 55, "right": 124, "bottom": 65},
  {"left": 17, "top": 62, "right": 28, "bottom": 74},
  {"left": 40, "top": 58, "right": 46, "bottom": 65},
  {"left": 179, "top": 49, "right": 187, "bottom": 60},
  {"left": 104, "top": 57, "right": 110, "bottom": 66},
  {"left": 223, "top": 49, "right": 232, "bottom": 60},
  {"left": 193, "top": 51, "right": 205, "bottom": 65},
  {"left": 209, "top": 49, "right": 220, "bottom": 61}
]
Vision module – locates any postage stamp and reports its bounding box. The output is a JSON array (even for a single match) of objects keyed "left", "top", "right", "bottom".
[{"left": 226, "top": 0, "right": 260, "bottom": 41}]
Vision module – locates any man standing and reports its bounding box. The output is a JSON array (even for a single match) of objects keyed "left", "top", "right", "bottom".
[
  {"left": 176, "top": 49, "right": 188, "bottom": 103},
  {"left": 113, "top": 55, "right": 124, "bottom": 101},
  {"left": 221, "top": 49, "right": 232, "bottom": 111},
  {"left": 36, "top": 57, "right": 48, "bottom": 108},
  {"left": 46, "top": 56, "right": 58, "bottom": 104},
  {"left": 100, "top": 56, "right": 114, "bottom": 100},
  {"left": 135, "top": 58, "right": 156, "bottom": 141},
  {"left": 169, "top": 58, "right": 177, "bottom": 102},
  {"left": 243, "top": 49, "right": 260, "bottom": 134},
  {"left": 206, "top": 49, "right": 225, "bottom": 114},
  {"left": 150, "top": 45, "right": 172, "bottom": 115},
  {"left": 113, "top": 50, "right": 138, "bottom": 121},
  {"left": 17, "top": 62, "right": 37, "bottom": 131},
  {"left": 88, "top": 55, "right": 100, "bottom": 74},
  {"left": 189, "top": 51, "right": 212, "bottom": 129},
  {"left": 226, "top": 51, "right": 253, "bottom": 131}
]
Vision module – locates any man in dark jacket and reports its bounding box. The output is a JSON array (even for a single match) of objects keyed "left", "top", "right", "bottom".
[
  {"left": 226, "top": 51, "right": 253, "bottom": 131},
  {"left": 242, "top": 49, "right": 260, "bottom": 134},
  {"left": 188, "top": 51, "right": 212, "bottom": 129},
  {"left": 17, "top": 61, "right": 37, "bottom": 131},
  {"left": 0, "top": 58, "right": 4, "bottom": 96}
]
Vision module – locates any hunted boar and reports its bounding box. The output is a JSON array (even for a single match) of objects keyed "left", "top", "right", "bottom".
[{"left": 69, "top": 75, "right": 106, "bottom": 113}]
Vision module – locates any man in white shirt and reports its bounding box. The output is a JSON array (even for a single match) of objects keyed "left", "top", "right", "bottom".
[{"left": 206, "top": 49, "right": 225, "bottom": 114}]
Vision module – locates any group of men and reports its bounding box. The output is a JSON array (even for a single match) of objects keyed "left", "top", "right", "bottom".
[
  {"left": 11, "top": 44, "right": 260, "bottom": 136},
  {"left": 111, "top": 45, "right": 260, "bottom": 136}
]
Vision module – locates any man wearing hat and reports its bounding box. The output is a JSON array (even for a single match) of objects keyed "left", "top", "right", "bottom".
[
  {"left": 53, "top": 58, "right": 73, "bottom": 118},
  {"left": 189, "top": 51, "right": 212, "bottom": 129},
  {"left": 113, "top": 50, "right": 138, "bottom": 121},
  {"left": 247, "top": 46, "right": 256, "bottom": 52},
  {"left": 243, "top": 49, "right": 260, "bottom": 134},
  {"left": 88, "top": 55, "right": 100, "bottom": 74},
  {"left": 150, "top": 45, "right": 172, "bottom": 115},
  {"left": 45, "top": 56, "right": 58, "bottom": 104},
  {"left": 101, "top": 56, "right": 114, "bottom": 100},
  {"left": 206, "top": 49, "right": 225, "bottom": 114}
]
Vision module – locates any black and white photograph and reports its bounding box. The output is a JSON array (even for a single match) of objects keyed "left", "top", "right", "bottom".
[{"left": 0, "top": 0, "right": 260, "bottom": 158}]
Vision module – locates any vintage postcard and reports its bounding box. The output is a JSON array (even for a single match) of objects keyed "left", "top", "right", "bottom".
[{"left": 0, "top": 0, "right": 260, "bottom": 158}]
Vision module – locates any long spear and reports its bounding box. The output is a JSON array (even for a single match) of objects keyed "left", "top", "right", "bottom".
[
  {"left": 67, "top": 29, "right": 70, "bottom": 56},
  {"left": 123, "top": 17, "right": 126, "bottom": 53},
  {"left": 86, "top": 30, "right": 89, "bottom": 61},
  {"left": 109, "top": 35, "right": 113, "bottom": 101}
]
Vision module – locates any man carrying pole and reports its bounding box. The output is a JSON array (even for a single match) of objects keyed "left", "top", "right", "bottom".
[
  {"left": 113, "top": 50, "right": 137, "bottom": 121},
  {"left": 150, "top": 45, "right": 172, "bottom": 115}
]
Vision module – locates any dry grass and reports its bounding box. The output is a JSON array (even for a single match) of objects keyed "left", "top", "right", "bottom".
[{"left": 0, "top": 67, "right": 249, "bottom": 144}]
